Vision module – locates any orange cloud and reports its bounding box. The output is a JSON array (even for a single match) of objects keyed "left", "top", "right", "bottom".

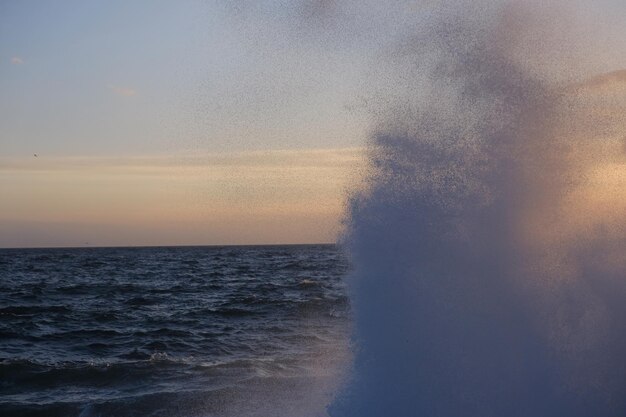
[
  {"left": 109, "top": 85, "right": 137, "bottom": 97},
  {"left": 574, "top": 69, "right": 626, "bottom": 92}
]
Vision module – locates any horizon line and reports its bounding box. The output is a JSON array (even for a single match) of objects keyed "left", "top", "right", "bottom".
[{"left": 0, "top": 242, "right": 338, "bottom": 250}]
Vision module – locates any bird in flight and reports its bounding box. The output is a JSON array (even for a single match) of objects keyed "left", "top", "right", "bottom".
[{"left": 33, "top": 154, "right": 38, "bottom": 157}]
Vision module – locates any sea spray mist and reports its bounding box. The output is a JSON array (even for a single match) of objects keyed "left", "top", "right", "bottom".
[{"left": 331, "top": 1, "right": 626, "bottom": 416}]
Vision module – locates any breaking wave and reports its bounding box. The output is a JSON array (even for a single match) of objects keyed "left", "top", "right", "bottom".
[{"left": 333, "top": 1, "right": 626, "bottom": 416}]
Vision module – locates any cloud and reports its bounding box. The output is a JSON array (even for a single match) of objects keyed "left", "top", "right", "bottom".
[
  {"left": 10, "top": 56, "right": 23, "bottom": 65},
  {"left": 109, "top": 85, "right": 137, "bottom": 97},
  {"left": 574, "top": 69, "right": 626, "bottom": 92},
  {"left": 0, "top": 147, "right": 365, "bottom": 173},
  {"left": 300, "top": 0, "right": 337, "bottom": 20}
]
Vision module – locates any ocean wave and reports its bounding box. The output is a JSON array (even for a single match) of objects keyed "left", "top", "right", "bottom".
[{"left": 0, "top": 305, "right": 71, "bottom": 316}]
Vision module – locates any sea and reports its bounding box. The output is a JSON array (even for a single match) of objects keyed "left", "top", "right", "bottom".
[{"left": 0, "top": 245, "right": 351, "bottom": 417}]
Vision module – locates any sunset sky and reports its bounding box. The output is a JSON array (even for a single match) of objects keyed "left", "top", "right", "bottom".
[
  {"left": 0, "top": 0, "right": 372, "bottom": 247},
  {"left": 1, "top": 0, "right": 626, "bottom": 248}
]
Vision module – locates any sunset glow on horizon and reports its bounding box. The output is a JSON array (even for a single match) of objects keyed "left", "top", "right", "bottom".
[{"left": 0, "top": 148, "right": 364, "bottom": 247}]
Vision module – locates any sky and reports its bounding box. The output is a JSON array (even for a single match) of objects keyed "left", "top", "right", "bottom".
[
  {"left": 1, "top": 0, "right": 626, "bottom": 247},
  {"left": 0, "top": 0, "right": 373, "bottom": 247}
]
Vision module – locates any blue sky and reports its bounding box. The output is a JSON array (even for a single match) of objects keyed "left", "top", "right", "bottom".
[
  {"left": 5, "top": 0, "right": 624, "bottom": 158},
  {"left": 0, "top": 0, "right": 369, "bottom": 158}
]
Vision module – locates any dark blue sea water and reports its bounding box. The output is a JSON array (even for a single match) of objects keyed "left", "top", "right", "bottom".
[{"left": 0, "top": 245, "right": 350, "bottom": 417}]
